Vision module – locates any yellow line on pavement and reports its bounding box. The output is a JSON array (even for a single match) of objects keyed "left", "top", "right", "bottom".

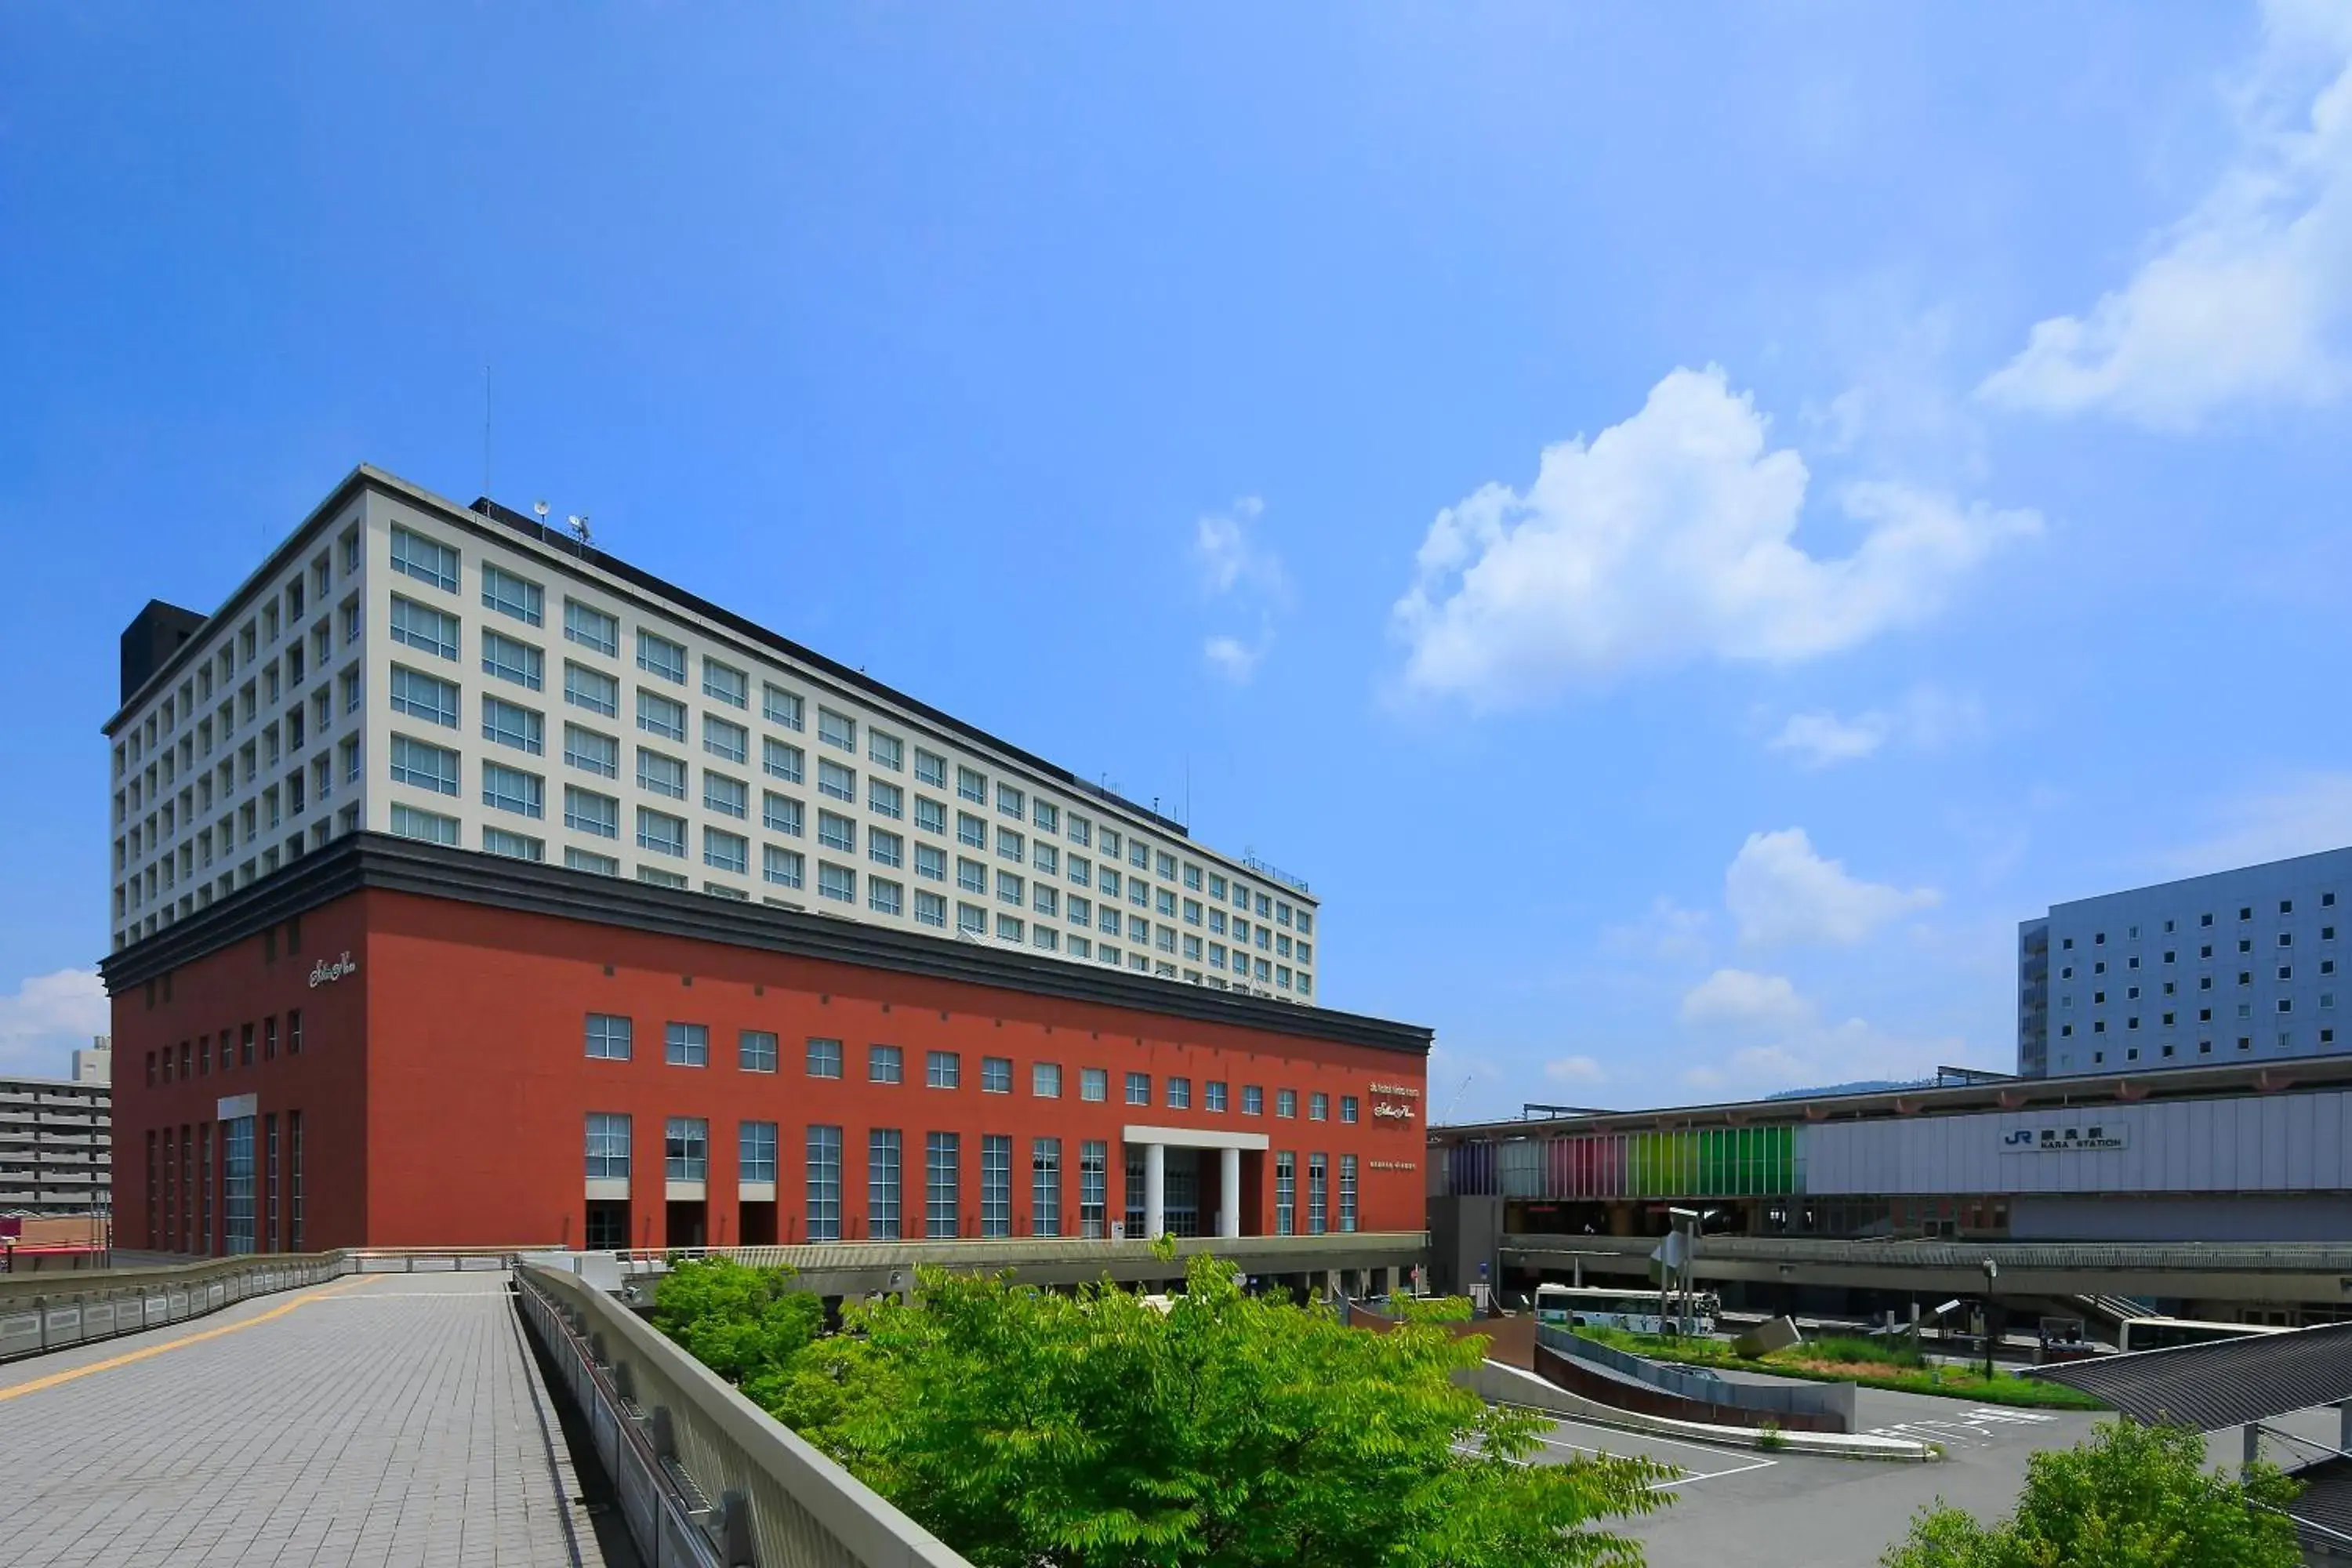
[{"left": 0, "top": 1274, "right": 376, "bottom": 1402}]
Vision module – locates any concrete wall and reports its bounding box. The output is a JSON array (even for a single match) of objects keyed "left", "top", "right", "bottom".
[
  {"left": 1426, "top": 1193, "right": 1504, "bottom": 1297},
  {"left": 2010, "top": 1192, "right": 2352, "bottom": 1242}
]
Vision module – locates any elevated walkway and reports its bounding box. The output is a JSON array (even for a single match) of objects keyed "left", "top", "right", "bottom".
[{"left": 0, "top": 1269, "right": 605, "bottom": 1566}]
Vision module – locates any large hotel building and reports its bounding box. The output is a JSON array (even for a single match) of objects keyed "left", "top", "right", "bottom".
[{"left": 103, "top": 466, "right": 1428, "bottom": 1254}]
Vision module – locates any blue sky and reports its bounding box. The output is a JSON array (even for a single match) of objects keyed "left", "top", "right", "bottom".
[{"left": 6, "top": 4, "right": 2352, "bottom": 1116}]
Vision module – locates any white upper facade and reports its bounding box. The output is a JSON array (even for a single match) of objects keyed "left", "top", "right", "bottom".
[{"left": 106, "top": 468, "right": 1319, "bottom": 1000}]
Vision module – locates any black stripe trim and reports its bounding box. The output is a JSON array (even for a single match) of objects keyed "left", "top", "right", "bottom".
[{"left": 98, "top": 834, "right": 1429, "bottom": 1056}]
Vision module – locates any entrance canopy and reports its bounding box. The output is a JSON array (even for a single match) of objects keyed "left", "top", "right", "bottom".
[{"left": 2027, "top": 1320, "right": 2352, "bottom": 1429}]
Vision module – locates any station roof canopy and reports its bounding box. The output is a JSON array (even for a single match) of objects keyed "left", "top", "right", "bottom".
[{"left": 2027, "top": 1322, "right": 2352, "bottom": 1430}]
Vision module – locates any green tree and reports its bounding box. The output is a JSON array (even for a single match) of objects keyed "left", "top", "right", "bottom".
[
  {"left": 1882, "top": 1418, "right": 2303, "bottom": 1568},
  {"left": 651, "top": 1257, "right": 824, "bottom": 1392},
  {"left": 765, "top": 1251, "right": 1668, "bottom": 1568}
]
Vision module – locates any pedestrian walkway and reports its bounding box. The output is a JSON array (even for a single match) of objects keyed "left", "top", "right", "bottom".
[{"left": 0, "top": 1269, "right": 607, "bottom": 1568}]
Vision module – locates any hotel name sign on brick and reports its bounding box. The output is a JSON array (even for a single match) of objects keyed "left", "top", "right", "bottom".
[{"left": 1369, "top": 1080, "right": 1420, "bottom": 1123}]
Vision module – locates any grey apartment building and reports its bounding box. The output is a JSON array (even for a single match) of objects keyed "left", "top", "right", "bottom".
[
  {"left": 2018, "top": 847, "right": 2350, "bottom": 1078},
  {"left": 0, "top": 1045, "right": 113, "bottom": 1218}
]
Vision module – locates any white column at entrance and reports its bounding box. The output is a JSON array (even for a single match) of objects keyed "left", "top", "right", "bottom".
[
  {"left": 1144, "top": 1143, "right": 1167, "bottom": 1239},
  {"left": 1218, "top": 1147, "right": 1241, "bottom": 1237}
]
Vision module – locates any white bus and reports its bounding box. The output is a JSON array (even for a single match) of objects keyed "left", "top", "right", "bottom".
[
  {"left": 1534, "top": 1283, "right": 1719, "bottom": 1337},
  {"left": 2114, "top": 1316, "right": 2291, "bottom": 1355}
]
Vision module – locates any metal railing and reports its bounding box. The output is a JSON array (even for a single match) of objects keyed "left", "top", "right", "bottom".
[
  {"left": 615, "top": 1229, "right": 1425, "bottom": 1277},
  {"left": 0, "top": 1247, "right": 540, "bottom": 1362},
  {"left": 517, "top": 1261, "right": 971, "bottom": 1568},
  {"left": 1504, "top": 1232, "right": 2352, "bottom": 1274}
]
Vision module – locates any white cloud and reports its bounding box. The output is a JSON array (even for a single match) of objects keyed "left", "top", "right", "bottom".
[
  {"left": 1767, "top": 686, "right": 1987, "bottom": 768},
  {"left": 1682, "top": 1018, "right": 1968, "bottom": 1098},
  {"left": 1195, "top": 497, "right": 1286, "bottom": 683},
  {"left": 1725, "top": 827, "right": 1940, "bottom": 947},
  {"left": 0, "top": 968, "right": 107, "bottom": 1075},
  {"left": 1769, "top": 710, "right": 1891, "bottom": 768},
  {"left": 1544, "top": 1054, "right": 1610, "bottom": 1087},
  {"left": 2163, "top": 770, "right": 2352, "bottom": 874},
  {"left": 1979, "top": 0, "right": 2352, "bottom": 426},
  {"left": 1202, "top": 634, "right": 1265, "bottom": 684},
  {"left": 1599, "top": 897, "right": 1714, "bottom": 963},
  {"left": 1679, "top": 968, "right": 1813, "bottom": 1027},
  {"left": 1391, "top": 366, "right": 2038, "bottom": 706}
]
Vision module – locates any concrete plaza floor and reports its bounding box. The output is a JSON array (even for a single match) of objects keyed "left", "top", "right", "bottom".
[{"left": 0, "top": 1270, "right": 608, "bottom": 1568}]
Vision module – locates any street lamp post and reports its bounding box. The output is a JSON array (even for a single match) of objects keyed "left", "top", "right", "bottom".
[{"left": 1980, "top": 1258, "right": 2000, "bottom": 1381}]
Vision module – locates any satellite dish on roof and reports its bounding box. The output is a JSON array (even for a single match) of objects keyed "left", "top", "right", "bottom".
[
  {"left": 568, "top": 513, "right": 593, "bottom": 548},
  {"left": 532, "top": 500, "right": 550, "bottom": 520}
]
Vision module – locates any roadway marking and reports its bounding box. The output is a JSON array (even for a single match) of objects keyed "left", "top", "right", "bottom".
[
  {"left": 0, "top": 1275, "right": 375, "bottom": 1403},
  {"left": 1868, "top": 1409, "right": 2057, "bottom": 1446},
  {"left": 1512, "top": 1425, "right": 1780, "bottom": 1490}
]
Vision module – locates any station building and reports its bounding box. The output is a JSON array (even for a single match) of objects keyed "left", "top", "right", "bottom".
[
  {"left": 100, "top": 467, "right": 1426, "bottom": 1256},
  {"left": 1431, "top": 1058, "right": 2352, "bottom": 1258}
]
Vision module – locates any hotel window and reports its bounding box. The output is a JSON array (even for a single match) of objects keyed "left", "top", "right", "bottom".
[
  {"left": 818, "top": 811, "right": 855, "bottom": 852},
  {"left": 806, "top": 1036, "right": 843, "bottom": 1077},
  {"left": 1206, "top": 1080, "right": 1229, "bottom": 1113},
  {"left": 997, "top": 827, "right": 1025, "bottom": 863},
  {"left": 704, "top": 827, "right": 749, "bottom": 877},
  {"left": 637, "top": 808, "right": 688, "bottom": 858},
  {"left": 739, "top": 1029, "right": 779, "bottom": 1073},
  {"left": 1276, "top": 1088, "right": 1297, "bottom": 1119},
  {"left": 1274, "top": 1153, "right": 1296, "bottom": 1236},
  {"left": 1033, "top": 1138, "right": 1062, "bottom": 1237},
  {"left": 564, "top": 599, "right": 618, "bottom": 655},
  {"left": 763, "top": 845, "right": 804, "bottom": 889},
  {"left": 740, "top": 1121, "right": 779, "bottom": 1184},
  {"left": 998, "top": 870, "right": 1025, "bottom": 906},
  {"left": 1125, "top": 1071, "right": 1151, "bottom": 1106},
  {"left": 665, "top": 1118, "right": 709, "bottom": 1181},
  {"left": 665, "top": 1022, "right": 708, "bottom": 1068},
  {"left": 389, "top": 735, "right": 460, "bottom": 795},
  {"left": 585, "top": 1014, "right": 633, "bottom": 1061},
  {"left": 869, "top": 1129, "right": 903, "bottom": 1239},
  {"left": 1080, "top": 1067, "right": 1108, "bottom": 1103},
  {"left": 1080, "top": 1140, "right": 1108, "bottom": 1237},
  {"left": 981, "top": 1135, "right": 1012, "bottom": 1237},
  {"left": 706, "top": 771, "right": 750, "bottom": 819},
  {"left": 818, "top": 862, "right": 855, "bottom": 902},
  {"left": 565, "top": 662, "right": 619, "bottom": 717},
  {"left": 585, "top": 1113, "right": 630, "bottom": 1180},
  {"left": 996, "top": 783, "right": 1025, "bottom": 822},
  {"left": 818, "top": 760, "right": 855, "bottom": 803},
  {"left": 869, "top": 730, "right": 903, "bottom": 771},
  {"left": 996, "top": 913, "right": 1024, "bottom": 942},
  {"left": 915, "top": 890, "right": 946, "bottom": 927},
  {"left": 1069, "top": 815, "right": 1092, "bottom": 848},
  {"left": 481, "top": 697, "right": 544, "bottom": 756},
  {"left": 764, "top": 684, "right": 804, "bottom": 731},
  {"left": 482, "top": 566, "right": 543, "bottom": 626},
  {"left": 389, "top": 804, "right": 459, "bottom": 844},
  {"left": 869, "top": 1044, "right": 904, "bottom": 1084},
  {"left": 1309, "top": 1092, "right": 1328, "bottom": 1121},
  {"left": 764, "top": 793, "right": 804, "bottom": 837},
  {"left": 805, "top": 1127, "right": 842, "bottom": 1241},
  {"left": 957, "top": 765, "right": 987, "bottom": 803},
  {"left": 1341, "top": 1094, "right": 1359, "bottom": 1123},
  {"left": 482, "top": 827, "right": 543, "bottom": 862},
  {"left": 705, "top": 716, "right": 750, "bottom": 765},
  {"left": 481, "top": 631, "right": 543, "bottom": 691},
  {"left": 1338, "top": 1154, "right": 1357, "bottom": 1232},
  {"left": 818, "top": 707, "right": 856, "bottom": 753},
  {"left": 914, "top": 748, "right": 948, "bottom": 787},
  {"left": 924, "top": 1049, "right": 962, "bottom": 1091},
  {"left": 869, "top": 829, "right": 903, "bottom": 869},
  {"left": 390, "top": 526, "right": 459, "bottom": 592},
  {"left": 957, "top": 902, "right": 986, "bottom": 936},
  {"left": 482, "top": 763, "right": 543, "bottom": 819},
  {"left": 701, "top": 657, "right": 749, "bottom": 709},
  {"left": 915, "top": 844, "right": 946, "bottom": 882},
  {"left": 913, "top": 796, "right": 947, "bottom": 837},
  {"left": 1307, "top": 1153, "right": 1327, "bottom": 1234},
  {"left": 982, "top": 1056, "right": 1012, "bottom": 1094},
  {"left": 1243, "top": 1085, "right": 1264, "bottom": 1116},
  {"left": 1033, "top": 1062, "right": 1062, "bottom": 1098},
  {"left": 764, "top": 738, "right": 805, "bottom": 785},
  {"left": 638, "top": 690, "right": 688, "bottom": 742},
  {"left": 926, "top": 1133, "right": 961, "bottom": 1238},
  {"left": 390, "top": 666, "right": 460, "bottom": 728},
  {"left": 1167, "top": 1076, "right": 1192, "bottom": 1110},
  {"left": 637, "top": 630, "right": 687, "bottom": 684},
  {"left": 869, "top": 780, "right": 903, "bottom": 820}
]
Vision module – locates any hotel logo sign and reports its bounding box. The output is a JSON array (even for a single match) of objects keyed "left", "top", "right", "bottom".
[
  {"left": 2002, "top": 1123, "right": 2128, "bottom": 1153},
  {"left": 1370, "top": 1080, "right": 1421, "bottom": 1123},
  {"left": 307, "top": 951, "right": 359, "bottom": 989}
]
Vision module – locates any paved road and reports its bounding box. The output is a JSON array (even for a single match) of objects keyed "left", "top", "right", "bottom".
[{"left": 0, "top": 1270, "right": 607, "bottom": 1568}]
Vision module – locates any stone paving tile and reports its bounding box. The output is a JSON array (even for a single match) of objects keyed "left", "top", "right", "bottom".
[{"left": 0, "top": 1271, "right": 605, "bottom": 1568}]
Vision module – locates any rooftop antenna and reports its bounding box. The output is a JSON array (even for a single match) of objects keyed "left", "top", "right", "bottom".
[
  {"left": 1440, "top": 1073, "right": 1474, "bottom": 1124},
  {"left": 483, "top": 365, "right": 492, "bottom": 500},
  {"left": 532, "top": 500, "right": 550, "bottom": 531},
  {"left": 568, "top": 513, "right": 593, "bottom": 551}
]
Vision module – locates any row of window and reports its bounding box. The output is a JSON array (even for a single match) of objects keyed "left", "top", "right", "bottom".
[
  {"left": 580, "top": 1017, "right": 1363, "bottom": 1118},
  {"left": 2056, "top": 927, "right": 2339, "bottom": 982},
  {"left": 587, "top": 1114, "right": 1360, "bottom": 1240},
  {"left": 145, "top": 1011, "right": 305, "bottom": 1085},
  {"left": 2056, "top": 1025, "right": 2339, "bottom": 1071},
  {"left": 2057, "top": 895, "right": 2339, "bottom": 951}
]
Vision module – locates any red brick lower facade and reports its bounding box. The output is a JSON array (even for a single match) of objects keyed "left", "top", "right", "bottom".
[{"left": 107, "top": 843, "right": 1431, "bottom": 1254}]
